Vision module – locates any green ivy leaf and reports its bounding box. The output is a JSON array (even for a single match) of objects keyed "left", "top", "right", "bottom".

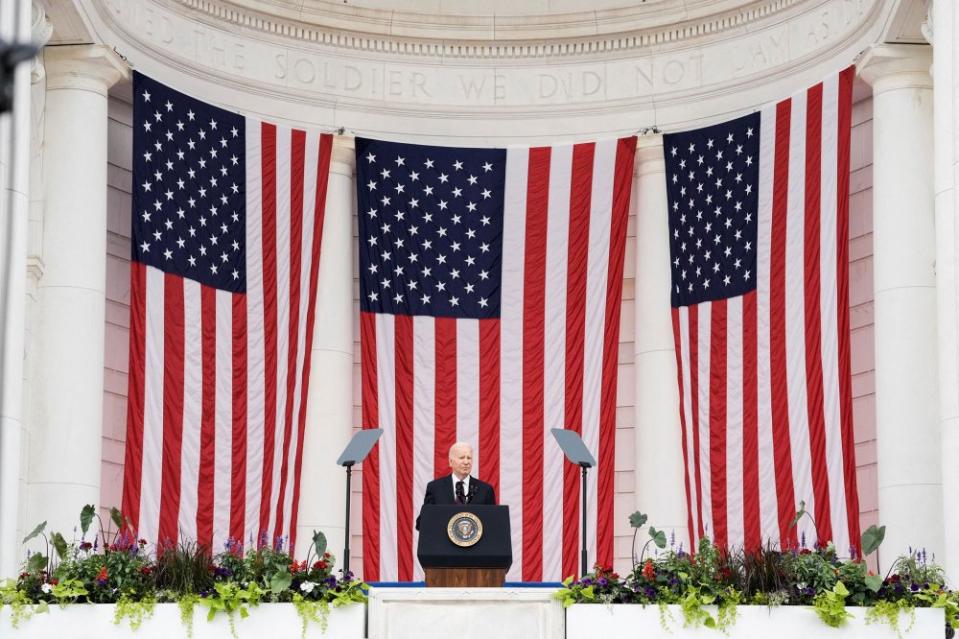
[
  {"left": 788, "top": 501, "right": 807, "bottom": 530},
  {"left": 80, "top": 505, "right": 96, "bottom": 537},
  {"left": 834, "top": 581, "right": 849, "bottom": 597},
  {"left": 628, "top": 511, "right": 648, "bottom": 529},
  {"left": 861, "top": 525, "right": 886, "bottom": 557},
  {"left": 110, "top": 507, "right": 124, "bottom": 531},
  {"left": 269, "top": 569, "right": 292, "bottom": 594},
  {"left": 312, "top": 530, "right": 327, "bottom": 558},
  {"left": 22, "top": 521, "right": 46, "bottom": 545},
  {"left": 649, "top": 527, "right": 667, "bottom": 549},
  {"left": 864, "top": 575, "right": 883, "bottom": 593},
  {"left": 50, "top": 532, "right": 68, "bottom": 560}
]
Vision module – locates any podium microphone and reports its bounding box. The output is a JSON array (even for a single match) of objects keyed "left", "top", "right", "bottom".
[
  {"left": 455, "top": 480, "right": 465, "bottom": 504},
  {"left": 466, "top": 483, "right": 476, "bottom": 504}
]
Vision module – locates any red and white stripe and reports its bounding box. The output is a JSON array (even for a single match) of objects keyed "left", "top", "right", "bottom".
[
  {"left": 672, "top": 68, "right": 861, "bottom": 554},
  {"left": 122, "top": 124, "right": 333, "bottom": 553},
  {"left": 361, "top": 137, "right": 635, "bottom": 582}
]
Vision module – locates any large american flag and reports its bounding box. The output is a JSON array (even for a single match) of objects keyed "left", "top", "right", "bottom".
[
  {"left": 122, "top": 72, "right": 332, "bottom": 553},
  {"left": 357, "top": 137, "right": 635, "bottom": 582},
  {"left": 664, "top": 67, "right": 860, "bottom": 554}
]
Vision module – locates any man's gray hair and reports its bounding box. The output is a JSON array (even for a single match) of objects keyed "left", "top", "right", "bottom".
[{"left": 448, "top": 441, "right": 473, "bottom": 459}]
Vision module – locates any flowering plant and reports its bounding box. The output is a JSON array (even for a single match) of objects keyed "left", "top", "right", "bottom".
[
  {"left": 0, "top": 507, "right": 366, "bottom": 639},
  {"left": 555, "top": 511, "right": 959, "bottom": 638}
]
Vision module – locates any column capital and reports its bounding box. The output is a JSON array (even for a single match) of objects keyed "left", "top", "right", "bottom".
[
  {"left": 635, "top": 134, "right": 665, "bottom": 178},
  {"left": 43, "top": 44, "right": 128, "bottom": 94},
  {"left": 857, "top": 43, "right": 932, "bottom": 93},
  {"left": 331, "top": 135, "right": 356, "bottom": 177}
]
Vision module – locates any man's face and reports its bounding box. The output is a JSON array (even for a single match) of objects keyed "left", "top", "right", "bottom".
[{"left": 449, "top": 445, "right": 473, "bottom": 478}]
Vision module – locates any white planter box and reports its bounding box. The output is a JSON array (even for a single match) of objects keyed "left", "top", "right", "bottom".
[
  {"left": 567, "top": 603, "right": 946, "bottom": 639},
  {"left": 0, "top": 601, "right": 366, "bottom": 639}
]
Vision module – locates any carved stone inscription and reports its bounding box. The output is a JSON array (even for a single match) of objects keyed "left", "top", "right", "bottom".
[{"left": 99, "top": 0, "right": 871, "bottom": 108}]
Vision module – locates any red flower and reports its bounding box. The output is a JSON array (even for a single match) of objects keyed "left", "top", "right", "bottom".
[
  {"left": 138, "top": 538, "right": 148, "bottom": 547},
  {"left": 140, "top": 566, "right": 153, "bottom": 576},
  {"left": 49, "top": 578, "right": 59, "bottom": 586},
  {"left": 96, "top": 566, "right": 108, "bottom": 583},
  {"left": 323, "top": 552, "right": 331, "bottom": 558},
  {"left": 289, "top": 560, "right": 308, "bottom": 574},
  {"left": 313, "top": 560, "right": 328, "bottom": 570},
  {"left": 642, "top": 559, "right": 655, "bottom": 581},
  {"left": 799, "top": 549, "right": 812, "bottom": 555}
]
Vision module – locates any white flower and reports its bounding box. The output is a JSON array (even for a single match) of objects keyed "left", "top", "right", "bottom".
[
  {"left": 299, "top": 581, "right": 316, "bottom": 594},
  {"left": 41, "top": 583, "right": 53, "bottom": 594}
]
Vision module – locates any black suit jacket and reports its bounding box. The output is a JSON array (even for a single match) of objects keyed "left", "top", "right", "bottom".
[{"left": 415, "top": 474, "right": 496, "bottom": 530}]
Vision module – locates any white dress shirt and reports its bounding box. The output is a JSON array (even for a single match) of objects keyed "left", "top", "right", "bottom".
[{"left": 451, "top": 474, "right": 470, "bottom": 501}]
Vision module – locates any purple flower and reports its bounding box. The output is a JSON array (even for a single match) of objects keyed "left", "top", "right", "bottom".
[
  {"left": 213, "top": 566, "right": 233, "bottom": 578},
  {"left": 643, "top": 586, "right": 656, "bottom": 599},
  {"left": 910, "top": 583, "right": 920, "bottom": 592},
  {"left": 324, "top": 576, "right": 337, "bottom": 589},
  {"left": 580, "top": 577, "right": 593, "bottom": 587},
  {"left": 800, "top": 531, "right": 807, "bottom": 549},
  {"left": 597, "top": 578, "right": 609, "bottom": 588}
]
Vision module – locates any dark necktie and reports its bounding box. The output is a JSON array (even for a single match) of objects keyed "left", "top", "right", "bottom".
[{"left": 456, "top": 480, "right": 465, "bottom": 504}]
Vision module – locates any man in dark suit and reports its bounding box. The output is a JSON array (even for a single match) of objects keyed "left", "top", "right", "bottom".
[{"left": 416, "top": 442, "right": 495, "bottom": 529}]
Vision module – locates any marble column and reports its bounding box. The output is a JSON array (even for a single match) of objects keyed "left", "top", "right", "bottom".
[
  {"left": 294, "top": 137, "right": 355, "bottom": 564},
  {"left": 25, "top": 45, "right": 126, "bottom": 541},
  {"left": 0, "top": 0, "right": 34, "bottom": 577},
  {"left": 632, "top": 135, "right": 688, "bottom": 553},
  {"left": 858, "top": 44, "right": 942, "bottom": 565},
  {"left": 931, "top": 0, "right": 959, "bottom": 583}
]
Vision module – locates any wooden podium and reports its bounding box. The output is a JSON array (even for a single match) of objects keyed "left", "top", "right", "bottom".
[
  {"left": 424, "top": 567, "right": 506, "bottom": 587},
  {"left": 417, "top": 505, "right": 512, "bottom": 587}
]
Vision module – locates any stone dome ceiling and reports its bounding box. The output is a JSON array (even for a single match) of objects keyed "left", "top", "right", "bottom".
[{"left": 211, "top": 0, "right": 774, "bottom": 41}]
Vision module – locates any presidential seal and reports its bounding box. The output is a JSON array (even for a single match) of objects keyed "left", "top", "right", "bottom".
[{"left": 447, "top": 511, "right": 483, "bottom": 547}]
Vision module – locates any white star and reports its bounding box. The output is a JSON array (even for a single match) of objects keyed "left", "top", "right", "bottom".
[
  {"left": 436, "top": 281, "right": 446, "bottom": 292},
  {"left": 188, "top": 256, "right": 196, "bottom": 267},
  {"left": 395, "top": 156, "right": 406, "bottom": 166},
  {"left": 421, "top": 293, "right": 431, "bottom": 304},
  {"left": 232, "top": 270, "right": 239, "bottom": 280},
  {"left": 479, "top": 297, "right": 488, "bottom": 308},
  {"left": 142, "top": 90, "right": 151, "bottom": 102},
  {"left": 480, "top": 216, "right": 491, "bottom": 226},
  {"left": 481, "top": 189, "right": 491, "bottom": 199},
  {"left": 467, "top": 175, "right": 478, "bottom": 185},
  {"left": 425, "top": 158, "right": 434, "bottom": 169},
  {"left": 140, "top": 241, "right": 150, "bottom": 252},
  {"left": 410, "top": 171, "right": 420, "bottom": 182},
  {"left": 366, "top": 152, "right": 376, "bottom": 164},
  {"left": 366, "top": 293, "right": 376, "bottom": 304},
  {"left": 452, "top": 187, "right": 462, "bottom": 198},
  {"left": 479, "top": 270, "right": 489, "bottom": 280},
  {"left": 231, "top": 126, "right": 239, "bottom": 138},
  {"left": 466, "top": 202, "right": 477, "bottom": 212},
  {"left": 438, "top": 173, "right": 449, "bottom": 184},
  {"left": 450, "top": 296, "right": 460, "bottom": 306},
  {"left": 479, "top": 242, "right": 490, "bottom": 253},
  {"left": 393, "top": 293, "right": 404, "bottom": 303},
  {"left": 380, "top": 168, "right": 391, "bottom": 179},
  {"left": 453, "top": 160, "right": 463, "bottom": 171},
  {"left": 464, "top": 283, "right": 475, "bottom": 294},
  {"left": 482, "top": 162, "right": 493, "bottom": 173}
]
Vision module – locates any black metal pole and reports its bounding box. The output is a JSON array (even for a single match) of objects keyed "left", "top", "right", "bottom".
[
  {"left": 581, "top": 464, "right": 588, "bottom": 577},
  {"left": 343, "top": 463, "right": 353, "bottom": 575}
]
